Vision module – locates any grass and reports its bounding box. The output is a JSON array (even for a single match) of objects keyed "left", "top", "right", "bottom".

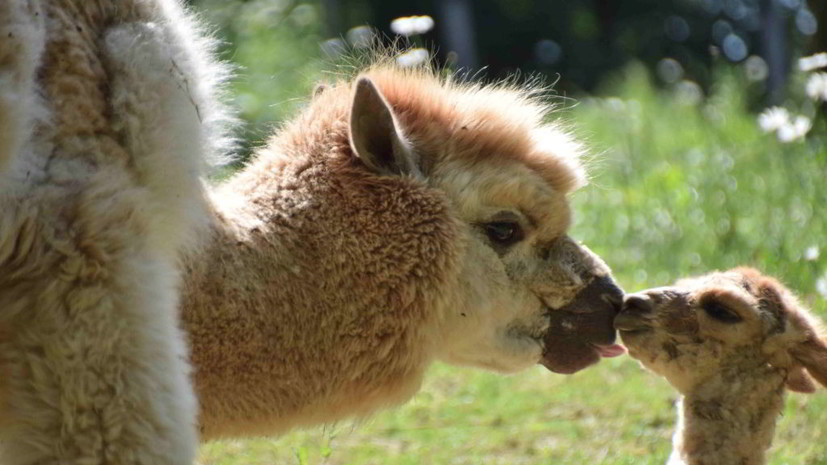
[{"left": 197, "top": 63, "right": 827, "bottom": 464}]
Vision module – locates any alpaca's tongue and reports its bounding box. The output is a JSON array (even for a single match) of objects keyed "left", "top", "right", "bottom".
[{"left": 595, "top": 344, "right": 626, "bottom": 358}]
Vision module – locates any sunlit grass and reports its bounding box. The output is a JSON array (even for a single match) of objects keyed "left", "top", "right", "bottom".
[
  {"left": 198, "top": 65, "right": 827, "bottom": 464},
  {"left": 200, "top": 361, "right": 827, "bottom": 464}
]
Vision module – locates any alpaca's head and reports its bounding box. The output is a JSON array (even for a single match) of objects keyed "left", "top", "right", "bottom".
[
  {"left": 615, "top": 267, "right": 827, "bottom": 393},
  {"left": 280, "top": 63, "right": 625, "bottom": 375}
]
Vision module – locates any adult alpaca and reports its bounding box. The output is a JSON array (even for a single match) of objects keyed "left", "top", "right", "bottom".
[
  {"left": 182, "top": 66, "right": 626, "bottom": 439},
  {"left": 616, "top": 268, "right": 827, "bottom": 465},
  {"left": 1, "top": 0, "right": 624, "bottom": 463}
]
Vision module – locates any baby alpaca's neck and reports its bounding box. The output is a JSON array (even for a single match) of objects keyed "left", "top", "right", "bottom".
[{"left": 669, "top": 365, "right": 786, "bottom": 465}]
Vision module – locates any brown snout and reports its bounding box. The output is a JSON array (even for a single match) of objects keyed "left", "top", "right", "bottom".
[
  {"left": 614, "top": 293, "right": 655, "bottom": 333},
  {"left": 541, "top": 275, "right": 625, "bottom": 374}
]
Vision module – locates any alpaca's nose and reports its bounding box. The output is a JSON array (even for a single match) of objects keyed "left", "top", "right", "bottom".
[
  {"left": 594, "top": 275, "right": 624, "bottom": 313},
  {"left": 614, "top": 293, "right": 655, "bottom": 332},
  {"left": 622, "top": 293, "right": 653, "bottom": 314}
]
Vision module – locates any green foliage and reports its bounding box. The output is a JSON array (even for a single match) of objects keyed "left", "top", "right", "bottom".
[{"left": 196, "top": 0, "right": 325, "bottom": 156}]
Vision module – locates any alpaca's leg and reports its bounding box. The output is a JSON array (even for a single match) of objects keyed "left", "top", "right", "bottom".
[
  {"left": 0, "top": 182, "right": 198, "bottom": 465},
  {"left": 101, "top": 21, "right": 215, "bottom": 256},
  {"left": 0, "top": 0, "right": 46, "bottom": 177}
]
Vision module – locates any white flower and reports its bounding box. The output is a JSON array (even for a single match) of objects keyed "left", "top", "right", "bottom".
[
  {"left": 806, "top": 72, "right": 827, "bottom": 102},
  {"left": 396, "top": 48, "right": 429, "bottom": 67},
  {"left": 799, "top": 52, "right": 827, "bottom": 72},
  {"left": 390, "top": 15, "right": 434, "bottom": 37},
  {"left": 757, "top": 106, "right": 790, "bottom": 132},
  {"left": 817, "top": 274, "right": 827, "bottom": 300},
  {"left": 805, "top": 246, "right": 820, "bottom": 261},
  {"left": 413, "top": 16, "right": 435, "bottom": 34},
  {"left": 777, "top": 115, "right": 811, "bottom": 142}
]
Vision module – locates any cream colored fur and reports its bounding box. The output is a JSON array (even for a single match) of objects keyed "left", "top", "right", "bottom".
[
  {"left": 0, "top": 0, "right": 46, "bottom": 178},
  {"left": 0, "top": 0, "right": 231, "bottom": 463},
  {"left": 617, "top": 268, "right": 827, "bottom": 465}
]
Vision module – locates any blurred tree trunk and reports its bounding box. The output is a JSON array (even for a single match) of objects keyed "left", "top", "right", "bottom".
[
  {"left": 810, "top": 1, "right": 826, "bottom": 54},
  {"left": 322, "top": 0, "right": 343, "bottom": 38},
  {"left": 761, "top": 0, "right": 787, "bottom": 105},
  {"left": 436, "top": 0, "right": 478, "bottom": 69}
]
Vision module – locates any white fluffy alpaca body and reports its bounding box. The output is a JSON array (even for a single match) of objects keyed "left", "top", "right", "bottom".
[{"left": 0, "top": 0, "right": 231, "bottom": 463}]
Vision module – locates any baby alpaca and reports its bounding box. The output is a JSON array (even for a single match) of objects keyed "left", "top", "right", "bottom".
[{"left": 616, "top": 267, "right": 827, "bottom": 465}]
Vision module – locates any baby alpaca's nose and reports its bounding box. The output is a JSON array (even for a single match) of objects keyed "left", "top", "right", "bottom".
[
  {"left": 622, "top": 293, "right": 654, "bottom": 314},
  {"left": 614, "top": 293, "right": 655, "bottom": 332}
]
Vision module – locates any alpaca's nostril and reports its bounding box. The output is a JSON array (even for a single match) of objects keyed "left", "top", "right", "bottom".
[
  {"left": 623, "top": 293, "right": 653, "bottom": 314},
  {"left": 592, "top": 276, "right": 624, "bottom": 313}
]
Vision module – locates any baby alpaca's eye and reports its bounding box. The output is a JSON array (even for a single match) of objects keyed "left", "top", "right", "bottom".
[
  {"left": 484, "top": 221, "right": 524, "bottom": 246},
  {"left": 701, "top": 299, "right": 742, "bottom": 324}
]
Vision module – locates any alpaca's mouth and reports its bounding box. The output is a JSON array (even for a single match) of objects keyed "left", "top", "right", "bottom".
[
  {"left": 614, "top": 312, "right": 653, "bottom": 348},
  {"left": 540, "top": 275, "right": 624, "bottom": 374},
  {"left": 614, "top": 314, "right": 652, "bottom": 332},
  {"left": 614, "top": 300, "right": 655, "bottom": 335}
]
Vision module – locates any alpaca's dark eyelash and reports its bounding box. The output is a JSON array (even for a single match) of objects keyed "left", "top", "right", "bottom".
[{"left": 701, "top": 299, "right": 743, "bottom": 324}]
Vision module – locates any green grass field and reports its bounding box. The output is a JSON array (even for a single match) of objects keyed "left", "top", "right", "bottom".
[{"left": 198, "top": 64, "right": 827, "bottom": 464}]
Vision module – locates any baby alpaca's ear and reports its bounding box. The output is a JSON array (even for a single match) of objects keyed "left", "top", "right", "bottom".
[
  {"left": 349, "top": 77, "right": 420, "bottom": 177},
  {"left": 757, "top": 277, "right": 827, "bottom": 392},
  {"left": 785, "top": 365, "right": 817, "bottom": 393},
  {"left": 790, "top": 337, "right": 827, "bottom": 389}
]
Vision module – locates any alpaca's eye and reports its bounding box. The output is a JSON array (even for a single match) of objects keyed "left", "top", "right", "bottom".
[
  {"left": 484, "top": 221, "right": 524, "bottom": 246},
  {"left": 701, "top": 299, "right": 742, "bottom": 324}
]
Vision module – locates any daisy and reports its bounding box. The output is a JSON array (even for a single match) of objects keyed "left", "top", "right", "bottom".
[{"left": 757, "top": 106, "right": 790, "bottom": 132}]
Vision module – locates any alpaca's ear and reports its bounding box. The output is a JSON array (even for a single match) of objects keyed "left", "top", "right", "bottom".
[
  {"left": 785, "top": 365, "right": 817, "bottom": 393},
  {"left": 349, "top": 77, "right": 420, "bottom": 177},
  {"left": 790, "top": 337, "right": 827, "bottom": 389},
  {"left": 758, "top": 277, "right": 827, "bottom": 392}
]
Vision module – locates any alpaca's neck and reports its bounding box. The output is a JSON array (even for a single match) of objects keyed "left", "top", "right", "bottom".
[
  {"left": 669, "top": 366, "right": 786, "bottom": 465},
  {"left": 179, "top": 155, "right": 459, "bottom": 439}
]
